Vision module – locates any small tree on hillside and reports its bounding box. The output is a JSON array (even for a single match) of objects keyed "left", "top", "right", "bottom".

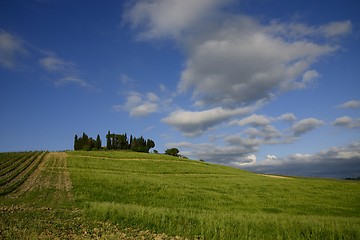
[{"left": 165, "top": 148, "right": 179, "bottom": 156}]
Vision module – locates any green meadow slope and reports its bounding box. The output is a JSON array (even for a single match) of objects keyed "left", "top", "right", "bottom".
[
  {"left": 67, "top": 151, "right": 360, "bottom": 239},
  {"left": 1, "top": 150, "right": 359, "bottom": 239}
]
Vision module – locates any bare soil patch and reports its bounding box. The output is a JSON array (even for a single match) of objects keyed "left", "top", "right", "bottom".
[
  {"left": 10, "top": 152, "right": 48, "bottom": 197},
  {"left": 9, "top": 152, "right": 73, "bottom": 198}
]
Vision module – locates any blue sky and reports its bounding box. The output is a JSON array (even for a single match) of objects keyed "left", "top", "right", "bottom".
[{"left": 1, "top": 0, "right": 359, "bottom": 178}]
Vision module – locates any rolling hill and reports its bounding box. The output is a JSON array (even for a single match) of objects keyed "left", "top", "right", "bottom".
[{"left": 1, "top": 151, "right": 360, "bottom": 239}]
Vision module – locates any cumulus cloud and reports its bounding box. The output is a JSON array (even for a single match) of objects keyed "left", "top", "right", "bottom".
[
  {"left": 336, "top": 100, "right": 360, "bottom": 109},
  {"left": 167, "top": 114, "right": 336, "bottom": 174},
  {"left": 232, "top": 114, "right": 272, "bottom": 127},
  {"left": 332, "top": 116, "right": 360, "bottom": 129},
  {"left": 166, "top": 141, "right": 258, "bottom": 165},
  {"left": 125, "top": 1, "right": 350, "bottom": 108},
  {"left": 242, "top": 141, "right": 360, "bottom": 179},
  {"left": 245, "top": 126, "right": 284, "bottom": 143},
  {"left": 0, "top": 29, "right": 28, "bottom": 69},
  {"left": 230, "top": 113, "right": 296, "bottom": 127},
  {"left": 162, "top": 106, "right": 253, "bottom": 137},
  {"left": 321, "top": 20, "right": 352, "bottom": 37},
  {"left": 231, "top": 113, "right": 297, "bottom": 127},
  {"left": 291, "top": 118, "right": 325, "bottom": 136},
  {"left": 178, "top": 17, "right": 337, "bottom": 106},
  {"left": 301, "top": 70, "right": 320, "bottom": 86},
  {"left": 228, "top": 115, "right": 321, "bottom": 147},
  {"left": 277, "top": 113, "right": 297, "bottom": 122},
  {"left": 114, "top": 91, "right": 161, "bottom": 117},
  {"left": 124, "top": 0, "right": 229, "bottom": 40}
]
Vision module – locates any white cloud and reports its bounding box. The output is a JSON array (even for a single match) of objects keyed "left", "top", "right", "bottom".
[
  {"left": 277, "top": 113, "right": 297, "bottom": 122},
  {"left": 321, "top": 20, "right": 352, "bottom": 37},
  {"left": 162, "top": 106, "right": 253, "bottom": 137},
  {"left": 231, "top": 114, "right": 273, "bottom": 127},
  {"left": 232, "top": 154, "right": 257, "bottom": 166},
  {"left": 230, "top": 116, "right": 324, "bottom": 146},
  {"left": 125, "top": 2, "right": 350, "bottom": 109},
  {"left": 225, "top": 135, "right": 262, "bottom": 148},
  {"left": 332, "top": 116, "right": 360, "bottom": 129},
  {"left": 302, "top": 70, "right": 319, "bottom": 84},
  {"left": 123, "top": 3, "right": 355, "bottom": 177},
  {"left": 124, "top": 0, "right": 228, "bottom": 40},
  {"left": 116, "top": 91, "right": 161, "bottom": 117},
  {"left": 227, "top": 124, "right": 285, "bottom": 147},
  {"left": 232, "top": 113, "right": 297, "bottom": 127},
  {"left": 166, "top": 113, "right": 350, "bottom": 177},
  {"left": 167, "top": 141, "right": 258, "bottom": 164},
  {"left": 39, "top": 53, "right": 92, "bottom": 88},
  {"left": 0, "top": 29, "right": 28, "bottom": 69},
  {"left": 147, "top": 92, "right": 160, "bottom": 102},
  {"left": 55, "top": 76, "right": 91, "bottom": 88},
  {"left": 131, "top": 102, "right": 159, "bottom": 117},
  {"left": 0, "top": 30, "right": 91, "bottom": 89},
  {"left": 336, "top": 100, "right": 360, "bottom": 109},
  {"left": 291, "top": 118, "right": 325, "bottom": 136},
  {"left": 178, "top": 16, "right": 338, "bottom": 107},
  {"left": 39, "top": 54, "right": 74, "bottom": 72},
  {"left": 265, "top": 155, "right": 278, "bottom": 162}
]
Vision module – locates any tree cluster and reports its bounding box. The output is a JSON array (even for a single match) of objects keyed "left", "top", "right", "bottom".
[
  {"left": 74, "top": 131, "right": 156, "bottom": 153},
  {"left": 106, "top": 131, "right": 155, "bottom": 153},
  {"left": 74, "top": 133, "right": 101, "bottom": 151}
]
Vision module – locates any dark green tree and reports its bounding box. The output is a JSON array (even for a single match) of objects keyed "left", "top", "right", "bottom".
[
  {"left": 165, "top": 148, "right": 179, "bottom": 156},
  {"left": 146, "top": 139, "right": 155, "bottom": 151},
  {"left": 106, "top": 131, "right": 111, "bottom": 150},
  {"left": 74, "top": 135, "right": 79, "bottom": 150},
  {"left": 96, "top": 134, "right": 102, "bottom": 150}
]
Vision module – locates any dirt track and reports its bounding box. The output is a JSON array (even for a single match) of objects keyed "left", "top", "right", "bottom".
[
  {"left": 260, "top": 174, "right": 292, "bottom": 179},
  {"left": 10, "top": 152, "right": 72, "bottom": 198}
]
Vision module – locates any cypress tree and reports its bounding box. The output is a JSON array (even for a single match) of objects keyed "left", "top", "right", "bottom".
[
  {"left": 106, "top": 131, "right": 111, "bottom": 149},
  {"left": 96, "top": 134, "right": 101, "bottom": 150},
  {"left": 74, "top": 135, "right": 78, "bottom": 150}
]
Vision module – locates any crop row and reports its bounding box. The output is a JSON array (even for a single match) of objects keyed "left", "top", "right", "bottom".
[
  {"left": 0, "top": 152, "right": 42, "bottom": 186},
  {"left": 0, "top": 152, "right": 24, "bottom": 163},
  {"left": 0, "top": 152, "right": 32, "bottom": 169},
  {"left": 0, "top": 151, "right": 47, "bottom": 196},
  {"left": 0, "top": 152, "right": 38, "bottom": 177}
]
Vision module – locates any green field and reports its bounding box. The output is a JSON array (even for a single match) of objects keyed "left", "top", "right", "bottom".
[{"left": 1, "top": 150, "right": 360, "bottom": 239}]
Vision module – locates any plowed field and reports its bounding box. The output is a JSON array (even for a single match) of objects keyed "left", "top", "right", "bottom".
[{"left": 0, "top": 152, "right": 188, "bottom": 239}]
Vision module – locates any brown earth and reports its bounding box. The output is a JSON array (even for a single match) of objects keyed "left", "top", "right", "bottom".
[{"left": 1, "top": 152, "right": 45, "bottom": 193}]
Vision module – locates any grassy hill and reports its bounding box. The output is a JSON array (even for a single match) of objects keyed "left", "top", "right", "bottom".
[
  {"left": 1, "top": 150, "right": 360, "bottom": 239},
  {"left": 66, "top": 151, "right": 360, "bottom": 239}
]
